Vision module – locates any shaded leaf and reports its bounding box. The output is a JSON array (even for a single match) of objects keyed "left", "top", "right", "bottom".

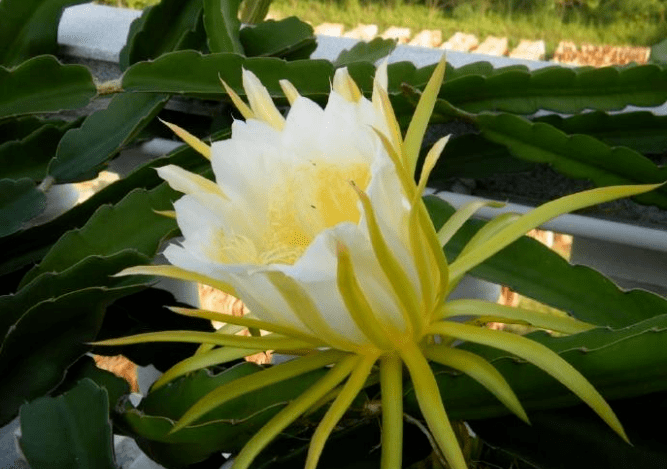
[
  {"left": 470, "top": 391, "right": 667, "bottom": 469},
  {"left": 0, "top": 116, "right": 72, "bottom": 143},
  {"left": 442, "top": 63, "right": 667, "bottom": 114},
  {"left": 94, "top": 287, "right": 216, "bottom": 372},
  {"left": 203, "top": 0, "right": 244, "bottom": 54},
  {"left": 250, "top": 418, "right": 433, "bottom": 469},
  {"left": 0, "top": 127, "right": 223, "bottom": 277},
  {"left": 19, "top": 183, "right": 179, "bottom": 288},
  {"left": 122, "top": 51, "right": 334, "bottom": 102},
  {"left": 240, "top": 17, "right": 316, "bottom": 60},
  {"left": 424, "top": 195, "right": 667, "bottom": 329},
  {"left": 19, "top": 379, "right": 116, "bottom": 469},
  {"left": 48, "top": 92, "right": 169, "bottom": 183},
  {"left": 119, "top": 0, "right": 205, "bottom": 71},
  {"left": 118, "top": 364, "right": 328, "bottom": 467},
  {"left": 475, "top": 112, "right": 667, "bottom": 208},
  {"left": 0, "top": 250, "right": 149, "bottom": 343},
  {"left": 333, "top": 37, "right": 397, "bottom": 68},
  {"left": 0, "top": 119, "right": 81, "bottom": 181},
  {"left": 0, "top": 178, "right": 46, "bottom": 237},
  {"left": 0, "top": 55, "right": 96, "bottom": 120},
  {"left": 0, "top": 0, "right": 89, "bottom": 67},
  {"left": 0, "top": 284, "right": 143, "bottom": 426},
  {"left": 536, "top": 110, "right": 667, "bottom": 155},
  {"left": 429, "top": 132, "right": 534, "bottom": 181},
  {"left": 54, "top": 353, "right": 131, "bottom": 413}
]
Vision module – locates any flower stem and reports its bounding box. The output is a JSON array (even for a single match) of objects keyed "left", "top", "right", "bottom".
[{"left": 380, "top": 354, "right": 403, "bottom": 469}]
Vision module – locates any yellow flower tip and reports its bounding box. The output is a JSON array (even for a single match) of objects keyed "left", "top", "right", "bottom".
[
  {"left": 373, "top": 59, "right": 389, "bottom": 93},
  {"left": 279, "top": 79, "right": 300, "bottom": 105},
  {"left": 153, "top": 209, "right": 177, "bottom": 219},
  {"left": 111, "top": 266, "right": 147, "bottom": 277},
  {"left": 333, "top": 67, "right": 362, "bottom": 102},
  {"left": 159, "top": 118, "right": 212, "bottom": 160},
  {"left": 403, "top": 54, "right": 448, "bottom": 175},
  {"left": 219, "top": 73, "right": 255, "bottom": 121},
  {"left": 416, "top": 134, "right": 450, "bottom": 197},
  {"left": 241, "top": 68, "right": 285, "bottom": 131}
]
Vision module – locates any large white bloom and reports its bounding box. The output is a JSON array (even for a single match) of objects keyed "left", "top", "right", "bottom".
[
  {"left": 105, "top": 57, "right": 658, "bottom": 469},
  {"left": 158, "top": 65, "right": 416, "bottom": 350}
]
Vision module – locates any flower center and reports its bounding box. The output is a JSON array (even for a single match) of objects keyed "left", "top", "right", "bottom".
[{"left": 264, "top": 160, "right": 372, "bottom": 265}]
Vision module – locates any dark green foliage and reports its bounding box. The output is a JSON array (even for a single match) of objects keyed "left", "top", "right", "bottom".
[
  {"left": 0, "top": 0, "right": 90, "bottom": 67},
  {"left": 19, "top": 379, "right": 117, "bottom": 469},
  {"left": 240, "top": 17, "right": 317, "bottom": 59},
  {"left": 469, "top": 391, "right": 667, "bottom": 469},
  {"left": 203, "top": 0, "right": 244, "bottom": 54},
  {"left": 48, "top": 92, "right": 169, "bottom": 183},
  {"left": 1, "top": 2, "right": 666, "bottom": 468},
  {"left": 119, "top": 0, "right": 206, "bottom": 70},
  {"left": 0, "top": 55, "right": 96, "bottom": 120},
  {"left": 94, "top": 288, "right": 217, "bottom": 372}
]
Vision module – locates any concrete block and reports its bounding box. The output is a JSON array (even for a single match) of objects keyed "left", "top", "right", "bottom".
[
  {"left": 475, "top": 36, "right": 509, "bottom": 56},
  {"left": 508, "top": 39, "right": 546, "bottom": 60},
  {"left": 408, "top": 29, "right": 442, "bottom": 48},
  {"left": 314, "top": 22, "right": 345, "bottom": 37},
  {"left": 381, "top": 26, "right": 411, "bottom": 44},
  {"left": 440, "top": 32, "right": 478, "bottom": 52},
  {"left": 343, "top": 24, "right": 378, "bottom": 41}
]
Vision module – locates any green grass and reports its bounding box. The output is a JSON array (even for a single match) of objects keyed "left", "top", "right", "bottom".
[
  {"left": 100, "top": 0, "right": 666, "bottom": 56},
  {"left": 271, "top": 0, "right": 666, "bottom": 55}
]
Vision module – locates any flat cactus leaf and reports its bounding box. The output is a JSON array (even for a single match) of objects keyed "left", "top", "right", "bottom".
[
  {"left": 442, "top": 63, "right": 667, "bottom": 114},
  {"left": 0, "top": 119, "right": 81, "bottom": 181},
  {"left": 0, "top": 55, "right": 96, "bottom": 120},
  {"left": 0, "top": 127, "right": 225, "bottom": 277},
  {"left": 0, "top": 250, "right": 149, "bottom": 343},
  {"left": 475, "top": 112, "right": 667, "bottom": 208},
  {"left": 18, "top": 379, "right": 116, "bottom": 469},
  {"left": 535, "top": 110, "right": 667, "bottom": 155},
  {"left": 405, "top": 313, "right": 667, "bottom": 420},
  {"left": 203, "top": 0, "right": 244, "bottom": 54},
  {"left": 333, "top": 37, "right": 396, "bottom": 68},
  {"left": 240, "top": 17, "right": 316, "bottom": 60},
  {"left": 48, "top": 92, "right": 169, "bottom": 183},
  {"left": 117, "top": 364, "right": 328, "bottom": 467},
  {"left": 0, "top": 0, "right": 89, "bottom": 67},
  {"left": 119, "top": 0, "right": 205, "bottom": 71},
  {"left": 0, "top": 284, "right": 144, "bottom": 426},
  {"left": 0, "top": 178, "right": 46, "bottom": 238},
  {"left": 19, "top": 183, "right": 178, "bottom": 288}
]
